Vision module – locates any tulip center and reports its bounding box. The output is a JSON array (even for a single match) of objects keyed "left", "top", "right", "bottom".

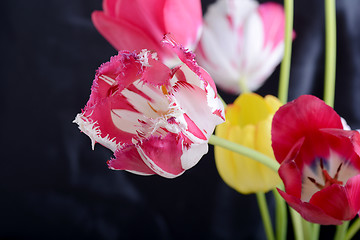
[{"left": 307, "top": 158, "right": 343, "bottom": 190}]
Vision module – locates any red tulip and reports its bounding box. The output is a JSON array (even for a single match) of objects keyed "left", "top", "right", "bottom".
[{"left": 272, "top": 95, "right": 360, "bottom": 225}]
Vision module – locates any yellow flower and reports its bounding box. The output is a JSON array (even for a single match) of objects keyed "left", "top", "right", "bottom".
[{"left": 215, "top": 93, "right": 282, "bottom": 194}]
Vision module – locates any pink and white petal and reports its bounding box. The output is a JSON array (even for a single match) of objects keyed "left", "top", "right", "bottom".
[
  {"left": 136, "top": 133, "right": 185, "bottom": 178},
  {"left": 277, "top": 189, "right": 343, "bottom": 225},
  {"left": 228, "top": 0, "right": 259, "bottom": 27},
  {"left": 121, "top": 80, "right": 170, "bottom": 119},
  {"left": 345, "top": 175, "right": 360, "bottom": 215},
  {"left": 172, "top": 80, "right": 222, "bottom": 142},
  {"left": 241, "top": 10, "right": 265, "bottom": 73},
  {"left": 77, "top": 97, "right": 137, "bottom": 148},
  {"left": 257, "top": 2, "right": 285, "bottom": 51},
  {"left": 108, "top": 144, "right": 155, "bottom": 176},
  {"left": 203, "top": 0, "right": 241, "bottom": 60},
  {"left": 173, "top": 65, "right": 224, "bottom": 122},
  {"left": 96, "top": 53, "right": 146, "bottom": 93},
  {"left": 247, "top": 42, "right": 284, "bottom": 91},
  {"left": 73, "top": 112, "right": 119, "bottom": 152},
  {"left": 163, "top": 0, "right": 202, "bottom": 49},
  {"left": 141, "top": 57, "right": 171, "bottom": 87},
  {"left": 309, "top": 184, "right": 356, "bottom": 221},
  {"left": 110, "top": 109, "right": 146, "bottom": 135},
  {"left": 195, "top": 15, "right": 240, "bottom": 92},
  {"left": 272, "top": 95, "right": 343, "bottom": 163},
  {"left": 180, "top": 142, "right": 208, "bottom": 170},
  {"left": 162, "top": 35, "right": 201, "bottom": 75}
]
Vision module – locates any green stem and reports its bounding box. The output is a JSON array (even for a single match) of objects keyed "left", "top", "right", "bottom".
[
  {"left": 289, "top": 208, "right": 304, "bottom": 240},
  {"left": 334, "top": 221, "right": 350, "bottom": 240},
  {"left": 302, "top": 219, "right": 313, "bottom": 240},
  {"left": 239, "top": 77, "right": 250, "bottom": 93},
  {"left": 323, "top": 0, "right": 337, "bottom": 107},
  {"left": 311, "top": 223, "right": 321, "bottom": 240},
  {"left": 345, "top": 218, "right": 360, "bottom": 240},
  {"left": 278, "top": 0, "right": 294, "bottom": 104},
  {"left": 273, "top": 189, "right": 287, "bottom": 240},
  {"left": 208, "top": 135, "right": 280, "bottom": 172},
  {"left": 256, "top": 192, "right": 275, "bottom": 240}
]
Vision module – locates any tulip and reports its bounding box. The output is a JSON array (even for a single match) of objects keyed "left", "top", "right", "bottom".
[
  {"left": 215, "top": 93, "right": 282, "bottom": 194},
  {"left": 92, "top": 0, "right": 203, "bottom": 67},
  {"left": 272, "top": 95, "right": 360, "bottom": 225},
  {"left": 73, "top": 36, "right": 225, "bottom": 178},
  {"left": 196, "top": 0, "right": 287, "bottom": 94}
]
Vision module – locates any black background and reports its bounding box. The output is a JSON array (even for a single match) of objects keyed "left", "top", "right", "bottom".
[{"left": 2, "top": 0, "right": 360, "bottom": 239}]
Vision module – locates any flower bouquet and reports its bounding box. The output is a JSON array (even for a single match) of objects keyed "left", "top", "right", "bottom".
[{"left": 74, "top": 0, "right": 360, "bottom": 239}]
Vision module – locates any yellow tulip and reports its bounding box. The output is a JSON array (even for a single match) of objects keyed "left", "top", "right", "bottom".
[{"left": 215, "top": 93, "right": 282, "bottom": 194}]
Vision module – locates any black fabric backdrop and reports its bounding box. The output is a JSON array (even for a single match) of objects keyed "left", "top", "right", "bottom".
[{"left": 1, "top": 0, "right": 360, "bottom": 239}]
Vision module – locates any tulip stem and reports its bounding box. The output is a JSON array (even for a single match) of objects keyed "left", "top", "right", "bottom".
[
  {"left": 345, "top": 218, "right": 360, "bottom": 240},
  {"left": 278, "top": 0, "right": 294, "bottom": 104},
  {"left": 239, "top": 77, "right": 250, "bottom": 93},
  {"left": 334, "top": 221, "right": 350, "bottom": 240},
  {"left": 323, "top": 0, "right": 337, "bottom": 108},
  {"left": 311, "top": 223, "right": 321, "bottom": 240},
  {"left": 256, "top": 192, "right": 275, "bottom": 240},
  {"left": 208, "top": 135, "right": 280, "bottom": 172},
  {"left": 302, "top": 219, "right": 313, "bottom": 240},
  {"left": 289, "top": 208, "right": 304, "bottom": 240},
  {"left": 273, "top": 189, "right": 287, "bottom": 240}
]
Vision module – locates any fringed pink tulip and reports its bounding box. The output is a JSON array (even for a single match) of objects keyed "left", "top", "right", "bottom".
[
  {"left": 196, "top": 0, "right": 288, "bottom": 94},
  {"left": 73, "top": 36, "right": 225, "bottom": 178},
  {"left": 92, "top": 0, "right": 203, "bottom": 67},
  {"left": 272, "top": 95, "right": 360, "bottom": 225}
]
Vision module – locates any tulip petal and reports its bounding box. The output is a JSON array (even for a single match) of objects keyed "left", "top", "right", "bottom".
[
  {"left": 309, "top": 184, "right": 356, "bottom": 221},
  {"left": 164, "top": 0, "right": 202, "bottom": 49},
  {"left": 181, "top": 142, "right": 209, "bottom": 170},
  {"left": 232, "top": 93, "right": 272, "bottom": 127},
  {"left": 215, "top": 122, "right": 279, "bottom": 194},
  {"left": 92, "top": 12, "right": 166, "bottom": 55},
  {"left": 172, "top": 66, "right": 224, "bottom": 142},
  {"left": 108, "top": 144, "right": 155, "bottom": 175},
  {"left": 277, "top": 189, "right": 343, "bottom": 225},
  {"left": 258, "top": 2, "right": 286, "bottom": 51},
  {"left": 103, "top": 0, "right": 166, "bottom": 40},
  {"left": 346, "top": 175, "right": 360, "bottom": 215},
  {"left": 136, "top": 133, "right": 185, "bottom": 178},
  {"left": 278, "top": 159, "right": 302, "bottom": 198},
  {"left": 321, "top": 129, "right": 360, "bottom": 170},
  {"left": 272, "top": 95, "right": 343, "bottom": 163}
]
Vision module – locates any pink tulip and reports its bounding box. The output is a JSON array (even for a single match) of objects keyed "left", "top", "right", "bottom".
[
  {"left": 272, "top": 95, "right": 360, "bottom": 225},
  {"left": 92, "top": 0, "right": 203, "bottom": 67},
  {"left": 196, "top": 0, "right": 288, "bottom": 94},
  {"left": 73, "top": 36, "right": 225, "bottom": 178}
]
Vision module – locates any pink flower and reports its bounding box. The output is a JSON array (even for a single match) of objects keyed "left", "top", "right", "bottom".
[
  {"left": 92, "top": 0, "right": 203, "bottom": 67},
  {"left": 73, "top": 36, "right": 225, "bottom": 178},
  {"left": 272, "top": 95, "right": 360, "bottom": 225},
  {"left": 196, "top": 0, "right": 288, "bottom": 94}
]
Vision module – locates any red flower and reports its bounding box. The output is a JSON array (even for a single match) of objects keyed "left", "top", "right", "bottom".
[
  {"left": 73, "top": 36, "right": 225, "bottom": 178},
  {"left": 92, "top": 0, "right": 203, "bottom": 67},
  {"left": 272, "top": 95, "right": 360, "bottom": 225}
]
